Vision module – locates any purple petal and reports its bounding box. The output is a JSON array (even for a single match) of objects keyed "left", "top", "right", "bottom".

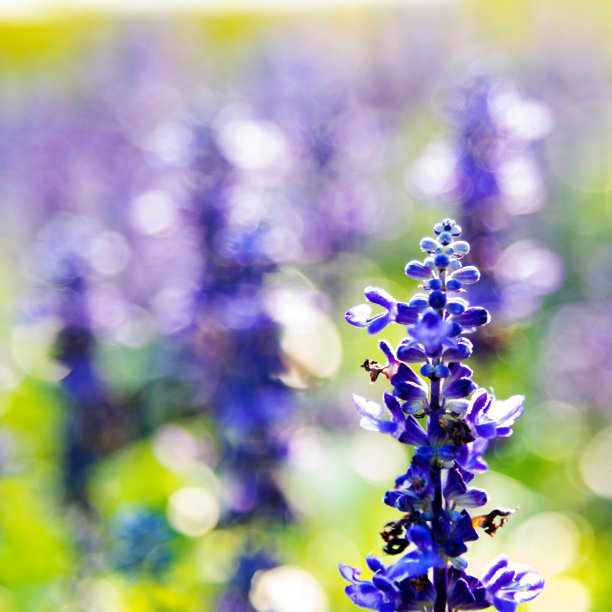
[
  {"left": 482, "top": 555, "right": 510, "bottom": 585},
  {"left": 339, "top": 563, "right": 362, "bottom": 583},
  {"left": 475, "top": 422, "right": 498, "bottom": 439},
  {"left": 397, "top": 342, "right": 428, "bottom": 363},
  {"left": 394, "top": 380, "right": 427, "bottom": 402},
  {"left": 454, "top": 488, "right": 488, "bottom": 508},
  {"left": 366, "top": 554, "right": 387, "bottom": 574},
  {"left": 444, "top": 378, "right": 477, "bottom": 399},
  {"left": 398, "top": 415, "right": 428, "bottom": 446},
  {"left": 364, "top": 286, "right": 395, "bottom": 308},
  {"left": 390, "top": 362, "right": 423, "bottom": 386},
  {"left": 443, "top": 468, "right": 467, "bottom": 499},
  {"left": 408, "top": 524, "right": 433, "bottom": 550},
  {"left": 367, "top": 312, "right": 391, "bottom": 335},
  {"left": 492, "top": 596, "right": 519, "bottom": 612},
  {"left": 420, "top": 237, "right": 439, "bottom": 252},
  {"left": 437, "top": 445, "right": 459, "bottom": 461},
  {"left": 405, "top": 260, "right": 433, "bottom": 280},
  {"left": 378, "top": 340, "right": 396, "bottom": 363},
  {"left": 452, "top": 241, "right": 470, "bottom": 257},
  {"left": 345, "top": 304, "right": 371, "bottom": 327},
  {"left": 346, "top": 584, "right": 385, "bottom": 608},
  {"left": 448, "top": 577, "right": 476, "bottom": 609},
  {"left": 353, "top": 394, "right": 384, "bottom": 419},
  {"left": 388, "top": 550, "right": 443, "bottom": 581},
  {"left": 454, "top": 307, "right": 490, "bottom": 328},
  {"left": 486, "top": 395, "right": 525, "bottom": 427},
  {"left": 383, "top": 392, "right": 404, "bottom": 420},
  {"left": 396, "top": 302, "right": 421, "bottom": 324},
  {"left": 452, "top": 266, "right": 481, "bottom": 284},
  {"left": 448, "top": 362, "right": 474, "bottom": 383}
]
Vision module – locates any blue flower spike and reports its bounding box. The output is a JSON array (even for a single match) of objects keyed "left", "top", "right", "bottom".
[{"left": 340, "top": 219, "right": 543, "bottom": 612}]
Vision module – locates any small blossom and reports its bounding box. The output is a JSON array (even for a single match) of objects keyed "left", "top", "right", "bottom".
[
  {"left": 352, "top": 393, "right": 428, "bottom": 446},
  {"left": 346, "top": 287, "right": 420, "bottom": 334},
  {"left": 447, "top": 568, "right": 489, "bottom": 610},
  {"left": 443, "top": 468, "right": 487, "bottom": 508},
  {"left": 408, "top": 309, "right": 459, "bottom": 356},
  {"left": 339, "top": 559, "right": 400, "bottom": 612},
  {"left": 466, "top": 390, "right": 524, "bottom": 439},
  {"left": 443, "top": 363, "right": 477, "bottom": 400},
  {"left": 481, "top": 555, "right": 545, "bottom": 612},
  {"left": 386, "top": 525, "right": 445, "bottom": 582}
]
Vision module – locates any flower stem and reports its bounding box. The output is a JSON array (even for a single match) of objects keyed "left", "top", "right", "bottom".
[
  {"left": 430, "top": 376, "right": 441, "bottom": 412},
  {"left": 432, "top": 465, "right": 447, "bottom": 612}
]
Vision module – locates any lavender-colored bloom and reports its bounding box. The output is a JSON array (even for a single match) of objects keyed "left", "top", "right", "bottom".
[
  {"left": 447, "top": 568, "right": 489, "bottom": 610},
  {"left": 456, "top": 438, "right": 490, "bottom": 476},
  {"left": 443, "top": 363, "right": 477, "bottom": 400},
  {"left": 465, "top": 390, "right": 525, "bottom": 439},
  {"left": 353, "top": 393, "right": 428, "bottom": 446},
  {"left": 340, "top": 558, "right": 401, "bottom": 612},
  {"left": 443, "top": 468, "right": 487, "bottom": 508},
  {"left": 408, "top": 309, "right": 459, "bottom": 356},
  {"left": 481, "top": 555, "right": 545, "bottom": 612},
  {"left": 386, "top": 526, "right": 445, "bottom": 582},
  {"left": 346, "top": 287, "right": 419, "bottom": 334}
]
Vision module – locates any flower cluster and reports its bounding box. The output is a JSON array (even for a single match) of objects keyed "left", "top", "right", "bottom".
[{"left": 341, "top": 219, "right": 543, "bottom": 612}]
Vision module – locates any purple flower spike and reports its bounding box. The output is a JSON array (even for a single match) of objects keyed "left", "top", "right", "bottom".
[
  {"left": 341, "top": 218, "right": 543, "bottom": 612},
  {"left": 482, "top": 555, "right": 544, "bottom": 612}
]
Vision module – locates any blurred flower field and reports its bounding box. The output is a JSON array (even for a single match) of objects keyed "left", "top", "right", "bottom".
[{"left": 0, "top": 1, "right": 611, "bottom": 610}]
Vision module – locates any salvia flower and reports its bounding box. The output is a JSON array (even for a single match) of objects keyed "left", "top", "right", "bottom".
[
  {"left": 346, "top": 286, "right": 422, "bottom": 334},
  {"left": 340, "top": 219, "right": 543, "bottom": 612},
  {"left": 481, "top": 555, "right": 545, "bottom": 612}
]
